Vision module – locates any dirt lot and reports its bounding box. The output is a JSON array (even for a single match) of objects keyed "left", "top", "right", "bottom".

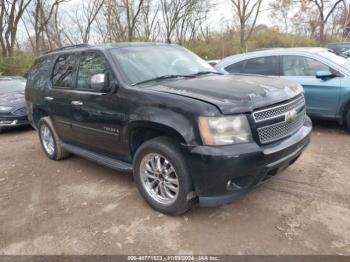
[{"left": 0, "top": 122, "right": 349, "bottom": 255}]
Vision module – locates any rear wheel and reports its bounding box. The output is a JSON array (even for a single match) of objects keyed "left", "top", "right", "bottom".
[
  {"left": 38, "top": 117, "right": 70, "bottom": 160},
  {"left": 133, "top": 137, "right": 194, "bottom": 215}
]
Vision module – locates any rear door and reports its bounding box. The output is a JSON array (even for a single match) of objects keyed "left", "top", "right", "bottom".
[
  {"left": 48, "top": 53, "right": 78, "bottom": 140},
  {"left": 69, "top": 51, "right": 126, "bottom": 159},
  {"left": 280, "top": 55, "right": 341, "bottom": 117}
]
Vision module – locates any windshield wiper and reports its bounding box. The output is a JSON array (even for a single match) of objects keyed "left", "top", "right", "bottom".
[
  {"left": 132, "top": 74, "right": 196, "bottom": 86},
  {"left": 189, "top": 71, "right": 223, "bottom": 76}
]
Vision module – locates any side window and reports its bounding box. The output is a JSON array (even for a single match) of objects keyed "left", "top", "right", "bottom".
[
  {"left": 225, "top": 60, "right": 245, "bottom": 73},
  {"left": 243, "top": 56, "right": 278, "bottom": 76},
  {"left": 52, "top": 54, "right": 77, "bottom": 89},
  {"left": 29, "top": 56, "right": 54, "bottom": 89},
  {"left": 77, "top": 52, "right": 109, "bottom": 91},
  {"left": 282, "top": 56, "right": 331, "bottom": 76}
]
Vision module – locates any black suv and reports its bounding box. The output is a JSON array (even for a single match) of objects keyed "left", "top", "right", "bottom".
[{"left": 26, "top": 43, "right": 312, "bottom": 215}]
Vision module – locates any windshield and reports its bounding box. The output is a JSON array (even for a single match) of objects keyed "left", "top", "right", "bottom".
[
  {"left": 110, "top": 45, "right": 216, "bottom": 85},
  {"left": 0, "top": 78, "right": 26, "bottom": 93},
  {"left": 319, "top": 51, "right": 350, "bottom": 68}
]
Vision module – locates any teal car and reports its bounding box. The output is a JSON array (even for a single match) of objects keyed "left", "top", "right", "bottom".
[{"left": 216, "top": 48, "right": 350, "bottom": 130}]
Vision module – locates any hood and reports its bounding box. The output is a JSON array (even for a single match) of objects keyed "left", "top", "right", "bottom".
[
  {"left": 0, "top": 91, "right": 25, "bottom": 109},
  {"left": 145, "top": 74, "right": 303, "bottom": 114}
]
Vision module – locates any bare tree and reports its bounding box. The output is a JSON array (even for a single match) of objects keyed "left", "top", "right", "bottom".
[
  {"left": 160, "top": 0, "right": 203, "bottom": 43},
  {"left": 100, "top": 0, "right": 145, "bottom": 42},
  {"left": 26, "top": 0, "right": 67, "bottom": 54},
  {"left": 174, "top": 0, "right": 211, "bottom": 44},
  {"left": 270, "top": 0, "right": 294, "bottom": 33},
  {"left": 306, "top": 0, "right": 344, "bottom": 41},
  {"left": 122, "top": 0, "right": 145, "bottom": 41},
  {"left": 76, "top": 0, "right": 105, "bottom": 43},
  {"left": 0, "top": 0, "right": 32, "bottom": 57},
  {"left": 140, "top": 0, "right": 160, "bottom": 40},
  {"left": 229, "top": 0, "right": 263, "bottom": 50}
]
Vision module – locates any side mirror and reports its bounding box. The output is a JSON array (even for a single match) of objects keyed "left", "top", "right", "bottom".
[
  {"left": 91, "top": 73, "right": 111, "bottom": 92},
  {"left": 316, "top": 70, "right": 335, "bottom": 80}
]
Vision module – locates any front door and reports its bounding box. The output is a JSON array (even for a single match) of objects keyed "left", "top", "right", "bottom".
[
  {"left": 280, "top": 55, "right": 341, "bottom": 118},
  {"left": 69, "top": 51, "right": 127, "bottom": 159}
]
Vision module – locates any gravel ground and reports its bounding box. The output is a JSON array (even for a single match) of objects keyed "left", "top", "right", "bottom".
[{"left": 0, "top": 122, "right": 349, "bottom": 255}]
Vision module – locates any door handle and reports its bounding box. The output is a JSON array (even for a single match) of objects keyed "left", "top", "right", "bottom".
[
  {"left": 44, "top": 96, "right": 54, "bottom": 101},
  {"left": 71, "top": 101, "right": 83, "bottom": 106}
]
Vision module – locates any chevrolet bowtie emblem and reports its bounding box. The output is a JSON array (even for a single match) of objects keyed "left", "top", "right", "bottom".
[{"left": 286, "top": 110, "right": 298, "bottom": 122}]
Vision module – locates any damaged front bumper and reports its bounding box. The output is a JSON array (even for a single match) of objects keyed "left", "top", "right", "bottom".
[{"left": 186, "top": 116, "right": 312, "bottom": 207}]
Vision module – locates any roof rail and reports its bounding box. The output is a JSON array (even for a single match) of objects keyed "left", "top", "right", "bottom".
[{"left": 43, "top": 44, "right": 91, "bottom": 54}]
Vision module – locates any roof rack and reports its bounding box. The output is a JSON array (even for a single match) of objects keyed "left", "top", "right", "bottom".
[{"left": 43, "top": 44, "right": 91, "bottom": 54}]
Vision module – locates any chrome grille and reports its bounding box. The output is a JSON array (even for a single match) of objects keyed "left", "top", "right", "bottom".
[
  {"left": 253, "top": 95, "right": 305, "bottom": 122},
  {"left": 257, "top": 111, "right": 305, "bottom": 144},
  {"left": 253, "top": 95, "right": 306, "bottom": 145}
]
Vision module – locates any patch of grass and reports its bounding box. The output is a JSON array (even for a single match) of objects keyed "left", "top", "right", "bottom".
[{"left": 0, "top": 52, "right": 35, "bottom": 76}]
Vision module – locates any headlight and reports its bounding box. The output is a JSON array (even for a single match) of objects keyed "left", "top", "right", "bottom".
[
  {"left": 198, "top": 115, "right": 253, "bottom": 145},
  {"left": 0, "top": 106, "right": 13, "bottom": 112}
]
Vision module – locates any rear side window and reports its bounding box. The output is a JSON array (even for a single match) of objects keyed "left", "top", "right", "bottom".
[
  {"left": 28, "top": 56, "right": 55, "bottom": 89},
  {"left": 243, "top": 56, "right": 279, "bottom": 76},
  {"left": 77, "top": 52, "right": 109, "bottom": 90},
  {"left": 225, "top": 61, "right": 245, "bottom": 73},
  {"left": 52, "top": 54, "right": 77, "bottom": 89}
]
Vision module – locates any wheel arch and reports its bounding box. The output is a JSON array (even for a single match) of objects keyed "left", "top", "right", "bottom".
[
  {"left": 339, "top": 99, "right": 350, "bottom": 124},
  {"left": 32, "top": 107, "right": 49, "bottom": 128},
  {"left": 127, "top": 121, "right": 189, "bottom": 159}
]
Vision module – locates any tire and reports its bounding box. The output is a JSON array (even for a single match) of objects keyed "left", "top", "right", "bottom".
[
  {"left": 0, "top": 127, "right": 3, "bottom": 134},
  {"left": 38, "top": 117, "right": 70, "bottom": 160},
  {"left": 346, "top": 109, "right": 350, "bottom": 132},
  {"left": 133, "top": 136, "right": 194, "bottom": 215}
]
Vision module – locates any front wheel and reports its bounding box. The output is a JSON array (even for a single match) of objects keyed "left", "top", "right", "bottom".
[
  {"left": 346, "top": 109, "right": 350, "bottom": 132},
  {"left": 133, "top": 137, "right": 194, "bottom": 215}
]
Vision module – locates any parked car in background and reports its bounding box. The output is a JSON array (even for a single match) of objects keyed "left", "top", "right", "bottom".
[
  {"left": 326, "top": 42, "right": 350, "bottom": 54},
  {"left": 26, "top": 43, "right": 311, "bottom": 215},
  {"left": 341, "top": 49, "right": 350, "bottom": 59},
  {"left": 207, "top": 59, "right": 220, "bottom": 67},
  {"left": 216, "top": 48, "right": 350, "bottom": 131},
  {"left": 0, "top": 76, "right": 29, "bottom": 133}
]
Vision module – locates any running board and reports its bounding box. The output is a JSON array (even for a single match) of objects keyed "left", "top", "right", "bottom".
[{"left": 62, "top": 143, "right": 133, "bottom": 173}]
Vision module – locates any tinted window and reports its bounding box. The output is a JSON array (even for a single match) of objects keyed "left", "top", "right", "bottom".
[
  {"left": 282, "top": 56, "right": 331, "bottom": 76},
  {"left": 243, "top": 56, "right": 278, "bottom": 76},
  {"left": 225, "top": 61, "right": 245, "bottom": 73},
  {"left": 77, "top": 52, "right": 109, "bottom": 90},
  {"left": 52, "top": 54, "right": 77, "bottom": 89},
  {"left": 28, "top": 56, "right": 54, "bottom": 89}
]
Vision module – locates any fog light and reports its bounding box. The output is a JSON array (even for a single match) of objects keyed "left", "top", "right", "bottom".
[{"left": 11, "top": 120, "right": 18, "bottom": 125}]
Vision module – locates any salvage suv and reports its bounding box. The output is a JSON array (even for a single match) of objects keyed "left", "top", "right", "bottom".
[{"left": 26, "top": 43, "right": 312, "bottom": 215}]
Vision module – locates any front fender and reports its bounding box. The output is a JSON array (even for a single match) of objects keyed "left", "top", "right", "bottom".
[{"left": 124, "top": 106, "right": 199, "bottom": 146}]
